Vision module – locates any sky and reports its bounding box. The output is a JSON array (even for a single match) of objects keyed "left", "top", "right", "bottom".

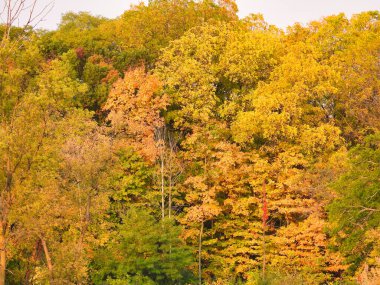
[{"left": 5, "top": 0, "right": 380, "bottom": 30}]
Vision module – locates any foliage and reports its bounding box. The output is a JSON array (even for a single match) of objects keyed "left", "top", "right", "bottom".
[
  {"left": 0, "top": 2, "right": 379, "bottom": 284},
  {"left": 329, "top": 133, "right": 380, "bottom": 276},
  {"left": 91, "top": 209, "right": 194, "bottom": 285}
]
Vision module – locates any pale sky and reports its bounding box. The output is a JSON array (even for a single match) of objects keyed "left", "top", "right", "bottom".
[{"left": 7, "top": 0, "right": 380, "bottom": 30}]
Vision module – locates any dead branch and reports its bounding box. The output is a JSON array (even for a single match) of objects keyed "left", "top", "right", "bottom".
[{"left": 1, "top": 0, "right": 54, "bottom": 43}]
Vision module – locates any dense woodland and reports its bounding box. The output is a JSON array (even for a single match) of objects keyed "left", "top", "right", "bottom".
[{"left": 0, "top": 0, "right": 379, "bottom": 284}]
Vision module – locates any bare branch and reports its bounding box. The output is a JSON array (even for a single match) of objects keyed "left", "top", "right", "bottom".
[
  {"left": 27, "top": 1, "right": 54, "bottom": 30},
  {"left": 347, "top": 205, "right": 380, "bottom": 213},
  {"left": 1, "top": 0, "right": 54, "bottom": 44}
]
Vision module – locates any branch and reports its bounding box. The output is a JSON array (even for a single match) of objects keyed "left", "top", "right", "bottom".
[{"left": 1, "top": 0, "right": 54, "bottom": 44}]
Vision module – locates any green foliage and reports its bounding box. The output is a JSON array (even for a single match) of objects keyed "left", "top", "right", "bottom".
[
  {"left": 246, "top": 269, "right": 308, "bottom": 285},
  {"left": 39, "top": 0, "right": 237, "bottom": 69},
  {"left": 156, "top": 20, "right": 281, "bottom": 130},
  {"left": 91, "top": 209, "right": 194, "bottom": 285},
  {"left": 109, "top": 148, "right": 156, "bottom": 212},
  {"left": 328, "top": 133, "right": 380, "bottom": 274}
]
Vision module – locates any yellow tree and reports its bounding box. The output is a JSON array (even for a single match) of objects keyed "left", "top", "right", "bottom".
[
  {"left": 329, "top": 12, "right": 380, "bottom": 141},
  {"left": 104, "top": 66, "right": 167, "bottom": 162},
  {"left": 0, "top": 49, "right": 88, "bottom": 284},
  {"left": 156, "top": 19, "right": 284, "bottom": 282},
  {"left": 231, "top": 37, "right": 346, "bottom": 282},
  {"left": 104, "top": 66, "right": 168, "bottom": 218}
]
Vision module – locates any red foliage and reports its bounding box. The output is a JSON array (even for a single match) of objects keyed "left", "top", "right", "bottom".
[{"left": 75, "top": 47, "right": 85, "bottom": 59}]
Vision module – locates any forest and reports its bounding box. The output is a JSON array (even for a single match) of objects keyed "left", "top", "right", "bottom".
[{"left": 0, "top": 0, "right": 379, "bottom": 284}]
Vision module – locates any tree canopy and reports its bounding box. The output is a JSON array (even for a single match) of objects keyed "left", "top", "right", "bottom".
[{"left": 0, "top": 1, "right": 379, "bottom": 284}]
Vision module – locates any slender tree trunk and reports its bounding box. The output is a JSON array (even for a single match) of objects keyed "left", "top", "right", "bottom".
[
  {"left": 160, "top": 153, "right": 165, "bottom": 219},
  {"left": 168, "top": 152, "right": 173, "bottom": 256},
  {"left": 41, "top": 238, "right": 53, "bottom": 283},
  {"left": 0, "top": 227, "right": 6, "bottom": 285},
  {"left": 198, "top": 220, "right": 204, "bottom": 285},
  {"left": 168, "top": 170, "right": 172, "bottom": 219},
  {"left": 167, "top": 134, "right": 178, "bottom": 219}
]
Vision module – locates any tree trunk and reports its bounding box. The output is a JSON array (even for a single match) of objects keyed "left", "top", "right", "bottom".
[
  {"left": 0, "top": 228, "right": 6, "bottom": 285},
  {"left": 0, "top": 159, "right": 12, "bottom": 285},
  {"left": 168, "top": 170, "right": 172, "bottom": 219},
  {"left": 41, "top": 238, "right": 53, "bottom": 283},
  {"left": 160, "top": 154, "right": 165, "bottom": 219},
  {"left": 167, "top": 134, "right": 178, "bottom": 219},
  {"left": 198, "top": 220, "right": 204, "bottom": 285}
]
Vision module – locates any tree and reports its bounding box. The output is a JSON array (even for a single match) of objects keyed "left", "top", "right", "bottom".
[
  {"left": 329, "top": 12, "right": 380, "bottom": 142},
  {"left": 156, "top": 23, "right": 231, "bottom": 130},
  {"left": 229, "top": 26, "right": 346, "bottom": 282},
  {"left": 328, "top": 133, "right": 380, "bottom": 280},
  {"left": 104, "top": 66, "right": 167, "bottom": 162},
  {"left": 156, "top": 20, "right": 281, "bottom": 131},
  {"left": 91, "top": 208, "right": 194, "bottom": 285},
  {"left": 79, "top": 54, "right": 119, "bottom": 117}
]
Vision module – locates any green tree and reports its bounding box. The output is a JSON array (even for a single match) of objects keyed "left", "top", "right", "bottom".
[
  {"left": 329, "top": 133, "right": 380, "bottom": 279},
  {"left": 91, "top": 209, "right": 194, "bottom": 285}
]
